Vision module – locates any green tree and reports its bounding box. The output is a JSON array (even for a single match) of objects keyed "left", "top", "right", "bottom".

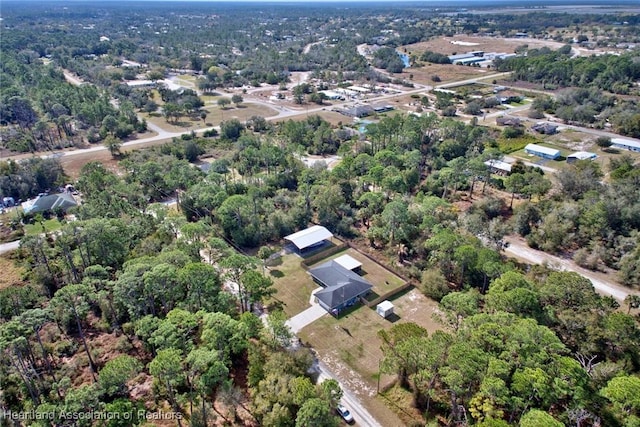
[
  {"left": 49, "top": 284, "right": 98, "bottom": 379},
  {"left": 149, "top": 348, "right": 185, "bottom": 415},
  {"left": 295, "top": 398, "right": 339, "bottom": 427},
  {"left": 98, "top": 355, "right": 142, "bottom": 397},
  {"left": 600, "top": 375, "right": 640, "bottom": 421},
  {"left": 103, "top": 135, "right": 122, "bottom": 158},
  {"left": 231, "top": 94, "right": 243, "bottom": 106},
  {"left": 217, "top": 97, "right": 231, "bottom": 109},
  {"left": 595, "top": 136, "right": 612, "bottom": 150},
  {"left": 519, "top": 409, "right": 565, "bottom": 427}
]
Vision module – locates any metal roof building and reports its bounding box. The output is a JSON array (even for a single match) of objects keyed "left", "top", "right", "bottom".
[
  {"left": 284, "top": 225, "right": 333, "bottom": 250},
  {"left": 485, "top": 159, "right": 512, "bottom": 174},
  {"left": 612, "top": 138, "right": 640, "bottom": 153},
  {"left": 524, "top": 143, "right": 561, "bottom": 160},
  {"left": 567, "top": 151, "right": 597, "bottom": 163},
  {"left": 333, "top": 254, "right": 362, "bottom": 272}
]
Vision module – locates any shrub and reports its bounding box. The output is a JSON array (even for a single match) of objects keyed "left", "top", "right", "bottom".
[{"left": 421, "top": 268, "right": 451, "bottom": 301}]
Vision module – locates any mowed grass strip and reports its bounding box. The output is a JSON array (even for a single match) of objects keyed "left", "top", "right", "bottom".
[{"left": 267, "top": 252, "right": 319, "bottom": 317}]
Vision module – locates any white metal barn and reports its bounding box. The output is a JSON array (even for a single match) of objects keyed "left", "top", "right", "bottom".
[{"left": 284, "top": 225, "right": 333, "bottom": 251}]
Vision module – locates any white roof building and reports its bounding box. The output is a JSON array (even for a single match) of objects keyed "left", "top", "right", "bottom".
[
  {"left": 285, "top": 225, "right": 333, "bottom": 250},
  {"left": 567, "top": 151, "right": 597, "bottom": 162},
  {"left": 333, "top": 255, "right": 362, "bottom": 271},
  {"left": 524, "top": 143, "right": 561, "bottom": 159},
  {"left": 485, "top": 159, "right": 512, "bottom": 173},
  {"left": 611, "top": 138, "right": 640, "bottom": 152},
  {"left": 376, "top": 300, "right": 394, "bottom": 318}
]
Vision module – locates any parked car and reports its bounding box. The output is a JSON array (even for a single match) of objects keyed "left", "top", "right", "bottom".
[{"left": 336, "top": 404, "right": 354, "bottom": 424}]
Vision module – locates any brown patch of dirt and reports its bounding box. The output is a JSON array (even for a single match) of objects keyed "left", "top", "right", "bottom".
[
  {"left": 403, "top": 63, "right": 490, "bottom": 85},
  {"left": 58, "top": 151, "right": 121, "bottom": 181},
  {"left": 0, "top": 255, "right": 25, "bottom": 290},
  {"left": 129, "top": 372, "right": 154, "bottom": 402}
]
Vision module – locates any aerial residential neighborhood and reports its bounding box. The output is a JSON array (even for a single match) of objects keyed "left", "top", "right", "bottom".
[{"left": 1, "top": 1, "right": 640, "bottom": 426}]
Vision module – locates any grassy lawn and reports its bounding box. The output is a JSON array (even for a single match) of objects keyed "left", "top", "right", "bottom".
[
  {"left": 267, "top": 251, "right": 319, "bottom": 317},
  {"left": 141, "top": 102, "right": 279, "bottom": 133},
  {"left": 23, "top": 218, "right": 62, "bottom": 236}
]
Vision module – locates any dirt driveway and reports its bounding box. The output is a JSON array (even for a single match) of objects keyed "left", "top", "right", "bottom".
[{"left": 504, "top": 235, "right": 637, "bottom": 301}]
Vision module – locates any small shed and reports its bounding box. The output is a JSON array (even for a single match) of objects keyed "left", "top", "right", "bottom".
[{"left": 376, "top": 300, "right": 394, "bottom": 318}]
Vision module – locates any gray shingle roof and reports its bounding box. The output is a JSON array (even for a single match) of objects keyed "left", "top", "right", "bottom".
[
  {"left": 309, "top": 260, "right": 372, "bottom": 310},
  {"left": 22, "top": 193, "right": 77, "bottom": 215}
]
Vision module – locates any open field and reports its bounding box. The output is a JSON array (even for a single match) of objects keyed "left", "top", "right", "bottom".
[
  {"left": 399, "top": 63, "right": 490, "bottom": 85},
  {"left": 403, "top": 35, "right": 567, "bottom": 57},
  {"left": 142, "top": 101, "right": 279, "bottom": 132},
  {"left": 23, "top": 218, "right": 62, "bottom": 236}
]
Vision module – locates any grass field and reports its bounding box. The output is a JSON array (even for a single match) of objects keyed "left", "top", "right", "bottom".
[
  {"left": 23, "top": 218, "right": 62, "bottom": 236},
  {"left": 142, "top": 102, "right": 279, "bottom": 133}
]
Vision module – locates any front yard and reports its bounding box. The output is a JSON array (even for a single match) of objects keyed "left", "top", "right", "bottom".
[{"left": 268, "top": 241, "right": 446, "bottom": 426}]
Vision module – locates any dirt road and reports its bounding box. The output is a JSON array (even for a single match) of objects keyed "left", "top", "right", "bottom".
[{"left": 503, "top": 235, "right": 637, "bottom": 301}]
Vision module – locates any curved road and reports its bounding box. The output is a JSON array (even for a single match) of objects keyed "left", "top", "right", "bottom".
[{"left": 504, "top": 235, "right": 637, "bottom": 301}]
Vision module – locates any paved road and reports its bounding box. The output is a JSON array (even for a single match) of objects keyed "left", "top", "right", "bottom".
[
  {"left": 315, "top": 360, "right": 383, "bottom": 427},
  {"left": 504, "top": 235, "right": 637, "bottom": 301},
  {"left": 9, "top": 68, "right": 513, "bottom": 164}
]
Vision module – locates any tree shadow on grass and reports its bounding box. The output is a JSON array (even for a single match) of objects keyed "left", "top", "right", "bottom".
[{"left": 269, "top": 269, "right": 284, "bottom": 278}]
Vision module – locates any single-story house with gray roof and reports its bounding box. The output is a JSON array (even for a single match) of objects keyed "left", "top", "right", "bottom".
[
  {"left": 22, "top": 193, "right": 77, "bottom": 215},
  {"left": 309, "top": 260, "right": 372, "bottom": 315}
]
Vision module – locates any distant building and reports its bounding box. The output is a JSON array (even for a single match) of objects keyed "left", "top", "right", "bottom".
[
  {"left": 372, "top": 104, "right": 394, "bottom": 113},
  {"left": 532, "top": 122, "right": 558, "bottom": 135},
  {"left": 611, "top": 138, "right": 640, "bottom": 153},
  {"left": 22, "top": 193, "right": 77, "bottom": 215},
  {"left": 567, "top": 151, "right": 597, "bottom": 163},
  {"left": 496, "top": 116, "right": 522, "bottom": 126},
  {"left": 342, "top": 105, "right": 374, "bottom": 118},
  {"left": 524, "top": 143, "right": 561, "bottom": 160},
  {"left": 448, "top": 53, "right": 476, "bottom": 62},
  {"left": 485, "top": 159, "right": 513, "bottom": 175},
  {"left": 125, "top": 80, "right": 157, "bottom": 89}
]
